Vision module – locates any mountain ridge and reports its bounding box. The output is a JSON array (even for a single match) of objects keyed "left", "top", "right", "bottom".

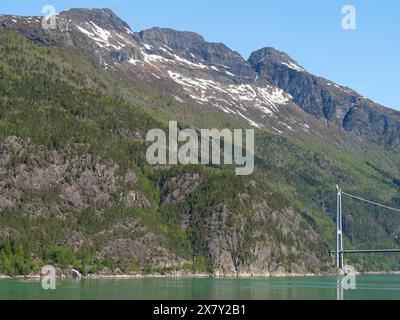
[{"left": 0, "top": 7, "right": 392, "bottom": 149}]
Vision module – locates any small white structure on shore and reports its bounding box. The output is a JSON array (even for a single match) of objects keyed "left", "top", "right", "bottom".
[{"left": 71, "top": 269, "right": 82, "bottom": 279}]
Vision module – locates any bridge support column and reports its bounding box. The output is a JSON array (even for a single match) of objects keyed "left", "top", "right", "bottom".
[{"left": 336, "top": 185, "right": 344, "bottom": 273}]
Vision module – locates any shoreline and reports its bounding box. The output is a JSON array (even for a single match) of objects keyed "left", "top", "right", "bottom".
[{"left": 2, "top": 271, "right": 400, "bottom": 280}]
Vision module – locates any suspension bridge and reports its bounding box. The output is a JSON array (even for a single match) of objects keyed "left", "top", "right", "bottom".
[{"left": 311, "top": 185, "right": 400, "bottom": 274}]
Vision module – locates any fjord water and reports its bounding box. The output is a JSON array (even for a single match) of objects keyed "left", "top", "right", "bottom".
[{"left": 1, "top": 276, "right": 400, "bottom": 300}]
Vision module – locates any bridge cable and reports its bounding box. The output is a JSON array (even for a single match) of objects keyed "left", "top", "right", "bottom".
[
  {"left": 342, "top": 192, "right": 400, "bottom": 213},
  {"left": 303, "top": 194, "right": 334, "bottom": 212}
]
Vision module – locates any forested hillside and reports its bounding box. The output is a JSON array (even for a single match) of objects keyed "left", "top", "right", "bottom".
[{"left": 1, "top": 25, "right": 400, "bottom": 277}]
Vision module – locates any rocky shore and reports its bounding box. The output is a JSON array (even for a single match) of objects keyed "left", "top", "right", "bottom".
[
  {"left": 3, "top": 270, "right": 400, "bottom": 280},
  {"left": 1, "top": 270, "right": 336, "bottom": 280}
]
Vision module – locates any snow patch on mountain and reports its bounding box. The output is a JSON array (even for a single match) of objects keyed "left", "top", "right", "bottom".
[
  {"left": 77, "top": 22, "right": 125, "bottom": 50},
  {"left": 167, "top": 70, "right": 291, "bottom": 126},
  {"left": 237, "top": 111, "right": 262, "bottom": 128},
  {"left": 171, "top": 54, "right": 210, "bottom": 70},
  {"left": 281, "top": 61, "right": 304, "bottom": 72}
]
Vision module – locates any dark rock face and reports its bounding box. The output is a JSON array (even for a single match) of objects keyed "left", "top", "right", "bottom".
[
  {"left": 0, "top": 136, "right": 149, "bottom": 217},
  {"left": 249, "top": 47, "right": 400, "bottom": 148},
  {"left": 139, "top": 27, "right": 256, "bottom": 84},
  {"left": 139, "top": 27, "right": 205, "bottom": 52},
  {"left": 343, "top": 103, "right": 400, "bottom": 147},
  {"left": 249, "top": 47, "right": 302, "bottom": 79},
  {"left": 161, "top": 173, "right": 202, "bottom": 205},
  {"left": 249, "top": 47, "right": 356, "bottom": 121},
  {"left": 58, "top": 8, "right": 144, "bottom": 64}
]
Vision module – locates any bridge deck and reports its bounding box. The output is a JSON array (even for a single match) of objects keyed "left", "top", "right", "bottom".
[{"left": 330, "top": 249, "right": 400, "bottom": 254}]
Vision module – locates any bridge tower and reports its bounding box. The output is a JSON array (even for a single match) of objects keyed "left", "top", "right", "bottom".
[{"left": 336, "top": 185, "right": 344, "bottom": 273}]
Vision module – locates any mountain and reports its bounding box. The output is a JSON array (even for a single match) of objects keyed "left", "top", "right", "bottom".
[
  {"left": 0, "top": 9, "right": 400, "bottom": 276},
  {"left": 2, "top": 8, "right": 399, "bottom": 147}
]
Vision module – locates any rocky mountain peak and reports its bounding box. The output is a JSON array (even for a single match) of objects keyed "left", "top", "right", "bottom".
[
  {"left": 139, "top": 27, "right": 205, "bottom": 51},
  {"left": 60, "top": 8, "right": 132, "bottom": 33},
  {"left": 139, "top": 27, "right": 255, "bottom": 83},
  {"left": 249, "top": 47, "right": 305, "bottom": 76}
]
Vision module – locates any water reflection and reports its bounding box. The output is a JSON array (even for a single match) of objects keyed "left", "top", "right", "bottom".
[{"left": 337, "top": 278, "right": 344, "bottom": 300}]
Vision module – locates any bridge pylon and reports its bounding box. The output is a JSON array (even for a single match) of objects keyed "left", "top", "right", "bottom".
[{"left": 336, "top": 185, "right": 344, "bottom": 274}]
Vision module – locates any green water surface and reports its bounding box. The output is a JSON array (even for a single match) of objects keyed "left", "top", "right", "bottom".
[{"left": 1, "top": 275, "right": 399, "bottom": 300}]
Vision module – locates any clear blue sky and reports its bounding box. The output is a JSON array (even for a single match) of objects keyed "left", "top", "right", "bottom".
[{"left": 1, "top": 0, "right": 399, "bottom": 109}]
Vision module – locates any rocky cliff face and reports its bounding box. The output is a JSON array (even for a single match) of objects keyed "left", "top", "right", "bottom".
[
  {"left": 0, "top": 136, "right": 329, "bottom": 276},
  {"left": 139, "top": 27, "right": 256, "bottom": 84},
  {"left": 248, "top": 47, "right": 400, "bottom": 148}
]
